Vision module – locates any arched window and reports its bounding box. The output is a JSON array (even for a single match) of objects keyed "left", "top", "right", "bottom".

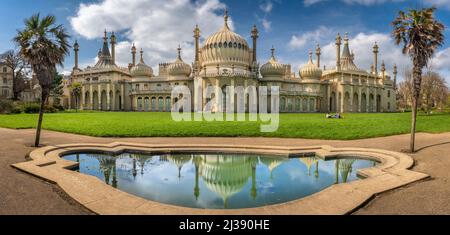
[
  {"left": 2, "top": 67, "right": 7, "bottom": 73},
  {"left": 158, "top": 97, "right": 164, "bottom": 111},
  {"left": 233, "top": 42, "right": 237, "bottom": 48},
  {"left": 238, "top": 43, "right": 241, "bottom": 49},
  {"left": 223, "top": 42, "right": 227, "bottom": 48},
  {"left": 166, "top": 97, "right": 171, "bottom": 111},
  {"left": 229, "top": 42, "right": 233, "bottom": 48},
  {"left": 214, "top": 43, "right": 217, "bottom": 48},
  {"left": 387, "top": 90, "right": 391, "bottom": 98},
  {"left": 218, "top": 42, "right": 222, "bottom": 48},
  {"left": 2, "top": 77, "right": 7, "bottom": 84}
]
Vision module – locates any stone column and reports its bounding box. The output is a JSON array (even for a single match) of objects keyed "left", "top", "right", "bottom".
[
  {"left": 202, "top": 79, "right": 207, "bottom": 111},
  {"left": 111, "top": 83, "right": 116, "bottom": 111},
  {"left": 121, "top": 83, "right": 125, "bottom": 111},
  {"left": 350, "top": 86, "right": 354, "bottom": 112},
  {"left": 89, "top": 83, "right": 93, "bottom": 110},
  {"left": 244, "top": 79, "right": 248, "bottom": 112},
  {"left": 81, "top": 85, "right": 85, "bottom": 110},
  {"left": 374, "top": 88, "right": 377, "bottom": 112},
  {"left": 98, "top": 83, "right": 101, "bottom": 110},
  {"left": 366, "top": 87, "right": 370, "bottom": 113},
  {"left": 215, "top": 78, "right": 220, "bottom": 112},
  {"left": 106, "top": 83, "right": 111, "bottom": 111},
  {"left": 230, "top": 78, "right": 235, "bottom": 113},
  {"left": 327, "top": 85, "right": 331, "bottom": 112},
  {"left": 307, "top": 98, "right": 311, "bottom": 112},
  {"left": 358, "top": 87, "right": 362, "bottom": 113}
]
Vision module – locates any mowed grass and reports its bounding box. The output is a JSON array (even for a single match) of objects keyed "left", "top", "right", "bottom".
[{"left": 0, "top": 112, "right": 449, "bottom": 140}]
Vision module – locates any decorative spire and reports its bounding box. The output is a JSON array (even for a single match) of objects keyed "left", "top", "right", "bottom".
[
  {"left": 74, "top": 40, "right": 79, "bottom": 50},
  {"left": 308, "top": 50, "right": 313, "bottom": 63},
  {"left": 316, "top": 44, "right": 321, "bottom": 68},
  {"left": 270, "top": 46, "right": 276, "bottom": 61},
  {"left": 110, "top": 31, "right": 116, "bottom": 43},
  {"left": 251, "top": 24, "right": 259, "bottom": 38},
  {"left": 194, "top": 24, "right": 200, "bottom": 38},
  {"left": 344, "top": 32, "right": 349, "bottom": 44},
  {"left": 98, "top": 49, "right": 102, "bottom": 58},
  {"left": 177, "top": 45, "right": 182, "bottom": 61},
  {"left": 373, "top": 42, "right": 379, "bottom": 53},
  {"left": 140, "top": 48, "right": 144, "bottom": 63},
  {"left": 103, "top": 29, "right": 108, "bottom": 43},
  {"left": 336, "top": 33, "right": 342, "bottom": 45},
  {"left": 224, "top": 8, "right": 229, "bottom": 29}
]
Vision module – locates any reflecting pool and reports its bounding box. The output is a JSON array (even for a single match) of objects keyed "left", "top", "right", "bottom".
[{"left": 63, "top": 153, "right": 377, "bottom": 209}]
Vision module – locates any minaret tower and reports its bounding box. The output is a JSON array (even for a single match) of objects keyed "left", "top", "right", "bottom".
[
  {"left": 73, "top": 40, "right": 79, "bottom": 70},
  {"left": 194, "top": 24, "right": 201, "bottom": 73},
  {"left": 251, "top": 25, "right": 259, "bottom": 64},
  {"left": 110, "top": 31, "right": 116, "bottom": 65},
  {"left": 393, "top": 64, "right": 398, "bottom": 90},
  {"left": 381, "top": 60, "right": 386, "bottom": 79},
  {"left": 316, "top": 44, "right": 321, "bottom": 68},
  {"left": 251, "top": 24, "right": 259, "bottom": 75},
  {"left": 373, "top": 42, "right": 379, "bottom": 77},
  {"left": 335, "top": 33, "right": 342, "bottom": 71},
  {"left": 131, "top": 43, "right": 137, "bottom": 66}
]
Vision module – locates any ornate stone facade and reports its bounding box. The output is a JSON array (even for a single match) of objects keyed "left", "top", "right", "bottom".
[{"left": 65, "top": 11, "right": 396, "bottom": 113}]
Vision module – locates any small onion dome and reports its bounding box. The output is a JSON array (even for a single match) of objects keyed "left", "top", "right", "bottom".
[
  {"left": 168, "top": 46, "right": 192, "bottom": 77},
  {"left": 300, "top": 51, "right": 322, "bottom": 79},
  {"left": 260, "top": 47, "right": 285, "bottom": 77},
  {"left": 131, "top": 49, "right": 153, "bottom": 77}
]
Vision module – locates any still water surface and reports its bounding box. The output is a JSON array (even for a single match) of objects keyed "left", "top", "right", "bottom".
[{"left": 63, "top": 153, "right": 376, "bottom": 209}]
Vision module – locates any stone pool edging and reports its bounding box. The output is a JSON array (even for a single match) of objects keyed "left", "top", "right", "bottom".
[{"left": 11, "top": 142, "right": 429, "bottom": 215}]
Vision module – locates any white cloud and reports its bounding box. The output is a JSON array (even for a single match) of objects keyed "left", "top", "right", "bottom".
[
  {"left": 260, "top": 18, "right": 272, "bottom": 32},
  {"left": 304, "top": 0, "right": 406, "bottom": 6},
  {"left": 424, "top": 0, "right": 450, "bottom": 9},
  {"left": 288, "top": 26, "right": 332, "bottom": 49},
  {"left": 260, "top": 1, "right": 273, "bottom": 13},
  {"left": 70, "top": 0, "right": 230, "bottom": 71}
]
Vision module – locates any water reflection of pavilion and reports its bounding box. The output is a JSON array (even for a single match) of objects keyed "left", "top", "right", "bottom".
[{"left": 88, "top": 153, "right": 357, "bottom": 208}]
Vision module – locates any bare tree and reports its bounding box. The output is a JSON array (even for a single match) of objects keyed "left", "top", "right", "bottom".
[
  {"left": 2, "top": 50, "right": 27, "bottom": 100},
  {"left": 421, "top": 70, "right": 448, "bottom": 114},
  {"left": 396, "top": 68, "right": 414, "bottom": 111}
]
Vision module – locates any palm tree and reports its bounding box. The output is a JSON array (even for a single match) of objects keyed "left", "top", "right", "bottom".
[
  {"left": 14, "top": 14, "right": 70, "bottom": 147},
  {"left": 392, "top": 7, "right": 444, "bottom": 152},
  {"left": 70, "top": 82, "right": 82, "bottom": 112}
]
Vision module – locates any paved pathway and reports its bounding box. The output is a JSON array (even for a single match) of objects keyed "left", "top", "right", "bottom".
[{"left": 1, "top": 128, "right": 449, "bottom": 214}]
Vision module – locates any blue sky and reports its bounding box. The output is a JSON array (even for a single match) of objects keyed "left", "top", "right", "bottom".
[{"left": 0, "top": 0, "right": 449, "bottom": 82}]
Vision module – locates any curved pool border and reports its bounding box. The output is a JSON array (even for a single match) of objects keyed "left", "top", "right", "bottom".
[{"left": 12, "top": 142, "right": 429, "bottom": 215}]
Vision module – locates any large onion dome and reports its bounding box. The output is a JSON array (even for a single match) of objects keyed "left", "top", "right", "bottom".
[
  {"left": 260, "top": 47, "right": 285, "bottom": 77},
  {"left": 130, "top": 49, "right": 153, "bottom": 77},
  {"left": 167, "top": 46, "right": 192, "bottom": 77},
  {"left": 300, "top": 51, "right": 322, "bottom": 79},
  {"left": 201, "top": 155, "right": 252, "bottom": 208},
  {"left": 200, "top": 10, "right": 251, "bottom": 68}
]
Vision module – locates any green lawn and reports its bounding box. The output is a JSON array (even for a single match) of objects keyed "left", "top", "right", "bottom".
[{"left": 0, "top": 112, "right": 449, "bottom": 140}]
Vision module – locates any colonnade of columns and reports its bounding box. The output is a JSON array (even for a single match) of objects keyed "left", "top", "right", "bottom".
[
  {"left": 329, "top": 87, "right": 382, "bottom": 113},
  {"left": 280, "top": 96, "right": 319, "bottom": 113},
  {"left": 134, "top": 95, "right": 172, "bottom": 112},
  {"left": 75, "top": 82, "right": 126, "bottom": 111}
]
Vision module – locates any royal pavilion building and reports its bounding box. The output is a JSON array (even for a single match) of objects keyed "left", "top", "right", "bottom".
[{"left": 64, "top": 11, "right": 397, "bottom": 113}]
